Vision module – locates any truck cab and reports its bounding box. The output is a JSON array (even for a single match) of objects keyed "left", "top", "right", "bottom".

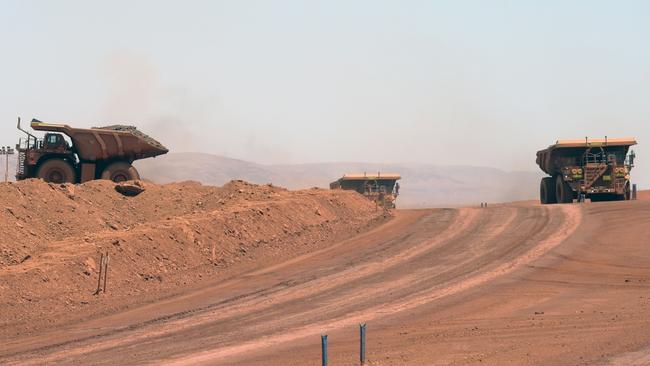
[{"left": 42, "top": 133, "right": 69, "bottom": 151}]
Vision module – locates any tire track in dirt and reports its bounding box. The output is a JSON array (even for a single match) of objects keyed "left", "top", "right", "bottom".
[
  {"left": 161, "top": 205, "right": 580, "bottom": 366},
  {"left": 1, "top": 209, "right": 465, "bottom": 364},
  {"left": 2, "top": 204, "right": 581, "bottom": 365}
]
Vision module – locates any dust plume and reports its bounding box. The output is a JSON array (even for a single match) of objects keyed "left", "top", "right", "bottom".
[{"left": 100, "top": 51, "right": 221, "bottom": 154}]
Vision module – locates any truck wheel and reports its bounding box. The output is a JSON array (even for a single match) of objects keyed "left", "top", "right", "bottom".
[
  {"left": 540, "top": 177, "right": 556, "bottom": 204},
  {"left": 555, "top": 175, "right": 573, "bottom": 203},
  {"left": 101, "top": 162, "right": 140, "bottom": 182},
  {"left": 622, "top": 182, "right": 631, "bottom": 200},
  {"left": 37, "top": 159, "right": 77, "bottom": 184},
  {"left": 622, "top": 182, "right": 632, "bottom": 201}
]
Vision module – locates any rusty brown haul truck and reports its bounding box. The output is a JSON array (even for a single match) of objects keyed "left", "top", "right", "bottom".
[
  {"left": 536, "top": 138, "right": 636, "bottom": 204},
  {"left": 15, "top": 118, "right": 168, "bottom": 183}
]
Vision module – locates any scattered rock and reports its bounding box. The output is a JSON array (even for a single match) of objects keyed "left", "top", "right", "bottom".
[{"left": 115, "top": 181, "right": 146, "bottom": 197}]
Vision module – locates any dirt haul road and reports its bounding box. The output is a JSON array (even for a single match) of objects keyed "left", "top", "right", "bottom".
[{"left": 3, "top": 192, "right": 650, "bottom": 365}]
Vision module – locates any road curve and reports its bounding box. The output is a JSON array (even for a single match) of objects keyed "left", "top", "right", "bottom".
[{"left": 1, "top": 201, "right": 590, "bottom": 365}]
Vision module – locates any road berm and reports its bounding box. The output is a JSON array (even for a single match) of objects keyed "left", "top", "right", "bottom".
[{"left": 0, "top": 179, "right": 388, "bottom": 337}]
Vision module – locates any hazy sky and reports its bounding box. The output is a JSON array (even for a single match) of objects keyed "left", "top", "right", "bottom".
[{"left": 1, "top": 1, "right": 649, "bottom": 185}]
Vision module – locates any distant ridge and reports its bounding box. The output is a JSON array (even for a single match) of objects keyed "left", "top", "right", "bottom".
[
  {"left": 2, "top": 152, "right": 542, "bottom": 207},
  {"left": 135, "top": 152, "right": 542, "bottom": 207}
]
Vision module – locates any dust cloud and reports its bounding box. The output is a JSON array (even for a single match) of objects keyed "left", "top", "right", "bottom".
[{"left": 100, "top": 52, "right": 220, "bottom": 154}]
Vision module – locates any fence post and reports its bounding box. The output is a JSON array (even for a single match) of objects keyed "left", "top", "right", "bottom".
[
  {"left": 360, "top": 323, "right": 366, "bottom": 365},
  {"left": 95, "top": 253, "right": 105, "bottom": 295},
  {"left": 321, "top": 335, "right": 328, "bottom": 366},
  {"left": 633, "top": 184, "right": 637, "bottom": 200},
  {"left": 103, "top": 253, "right": 110, "bottom": 293}
]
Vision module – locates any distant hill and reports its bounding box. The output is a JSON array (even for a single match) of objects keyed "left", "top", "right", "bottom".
[
  {"left": 3, "top": 152, "right": 542, "bottom": 206},
  {"left": 135, "top": 153, "right": 542, "bottom": 207}
]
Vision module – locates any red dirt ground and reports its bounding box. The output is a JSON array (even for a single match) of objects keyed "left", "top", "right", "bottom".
[
  {"left": 0, "top": 179, "right": 388, "bottom": 338},
  {"left": 1, "top": 183, "right": 650, "bottom": 365}
]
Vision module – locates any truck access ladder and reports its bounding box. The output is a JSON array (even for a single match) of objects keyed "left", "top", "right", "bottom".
[
  {"left": 583, "top": 164, "right": 608, "bottom": 189},
  {"left": 16, "top": 150, "right": 25, "bottom": 178}
]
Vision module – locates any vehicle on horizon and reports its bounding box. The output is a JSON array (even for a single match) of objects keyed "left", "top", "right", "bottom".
[
  {"left": 536, "top": 137, "right": 636, "bottom": 204},
  {"left": 330, "top": 172, "right": 401, "bottom": 208},
  {"left": 15, "top": 118, "right": 168, "bottom": 184}
]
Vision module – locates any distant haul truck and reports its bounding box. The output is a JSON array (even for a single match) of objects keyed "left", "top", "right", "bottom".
[
  {"left": 15, "top": 118, "right": 168, "bottom": 184},
  {"left": 330, "top": 172, "right": 401, "bottom": 208},
  {"left": 536, "top": 138, "right": 636, "bottom": 204}
]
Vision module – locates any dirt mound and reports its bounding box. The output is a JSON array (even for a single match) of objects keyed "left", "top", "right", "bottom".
[{"left": 0, "top": 179, "right": 387, "bottom": 335}]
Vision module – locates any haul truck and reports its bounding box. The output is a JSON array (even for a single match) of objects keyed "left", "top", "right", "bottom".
[
  {"left": 330, "top": 172, "right": 401, "bottom": 208},
  {"left": 15, "top": 118, "right": 168, "bottom": 183},
  {"left": 536, "top": 138, "right": 636, "bottom": 204}
]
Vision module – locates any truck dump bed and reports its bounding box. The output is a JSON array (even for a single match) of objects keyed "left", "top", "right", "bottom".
[
  {"left": 536, "top": 138, "right": 636, "bottom": 175},
  {"left": 31, "top": 121, "right": 168, "bottom": 162}
]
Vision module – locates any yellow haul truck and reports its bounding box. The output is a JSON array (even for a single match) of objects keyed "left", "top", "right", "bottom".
[
  {"left": 330, "top": 172, "right": 401, "bottom": 208},
  {"left": 15, "top": 118, "right": 168, "bottom": 183},
  {"left": 536, "top": 138, "right": 636, "bottom": 203}
]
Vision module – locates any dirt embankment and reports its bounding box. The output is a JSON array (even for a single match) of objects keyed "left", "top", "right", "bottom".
[{"left": 0, "top": 179, "right": 388, "bottom": 336}]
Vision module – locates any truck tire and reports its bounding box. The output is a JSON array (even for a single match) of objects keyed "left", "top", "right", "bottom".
[
  {"left": 540, "top": 177, "right": 557, "bottom": 204},
  {"left": 555, "top": 175, "right": 573, "bottom": 204},
  {"left": 37, "top": 159, "right": 77, "bottom": 184},
  {"left": 101, "top": 162, "right": 140, "bottom": 182},
  {"left": 613, "top": 184, "right": 631, "bottom": 201}
]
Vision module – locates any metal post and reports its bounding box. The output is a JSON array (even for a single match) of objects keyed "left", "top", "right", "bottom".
[
  {"left": 633, "top": 184, "right": 637, "bottom": 200},
  {"left": 103, "top": 253, "right": 110, "bottom": 293},
  {"left": 95, "top": 253, "right": 105, "bottom": 295},
  {"left": 321, "top": 335, "right": 328, "bottom": 366},
  {"left": 360, "top": 323, "right": 366, "bottom": 365}
]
